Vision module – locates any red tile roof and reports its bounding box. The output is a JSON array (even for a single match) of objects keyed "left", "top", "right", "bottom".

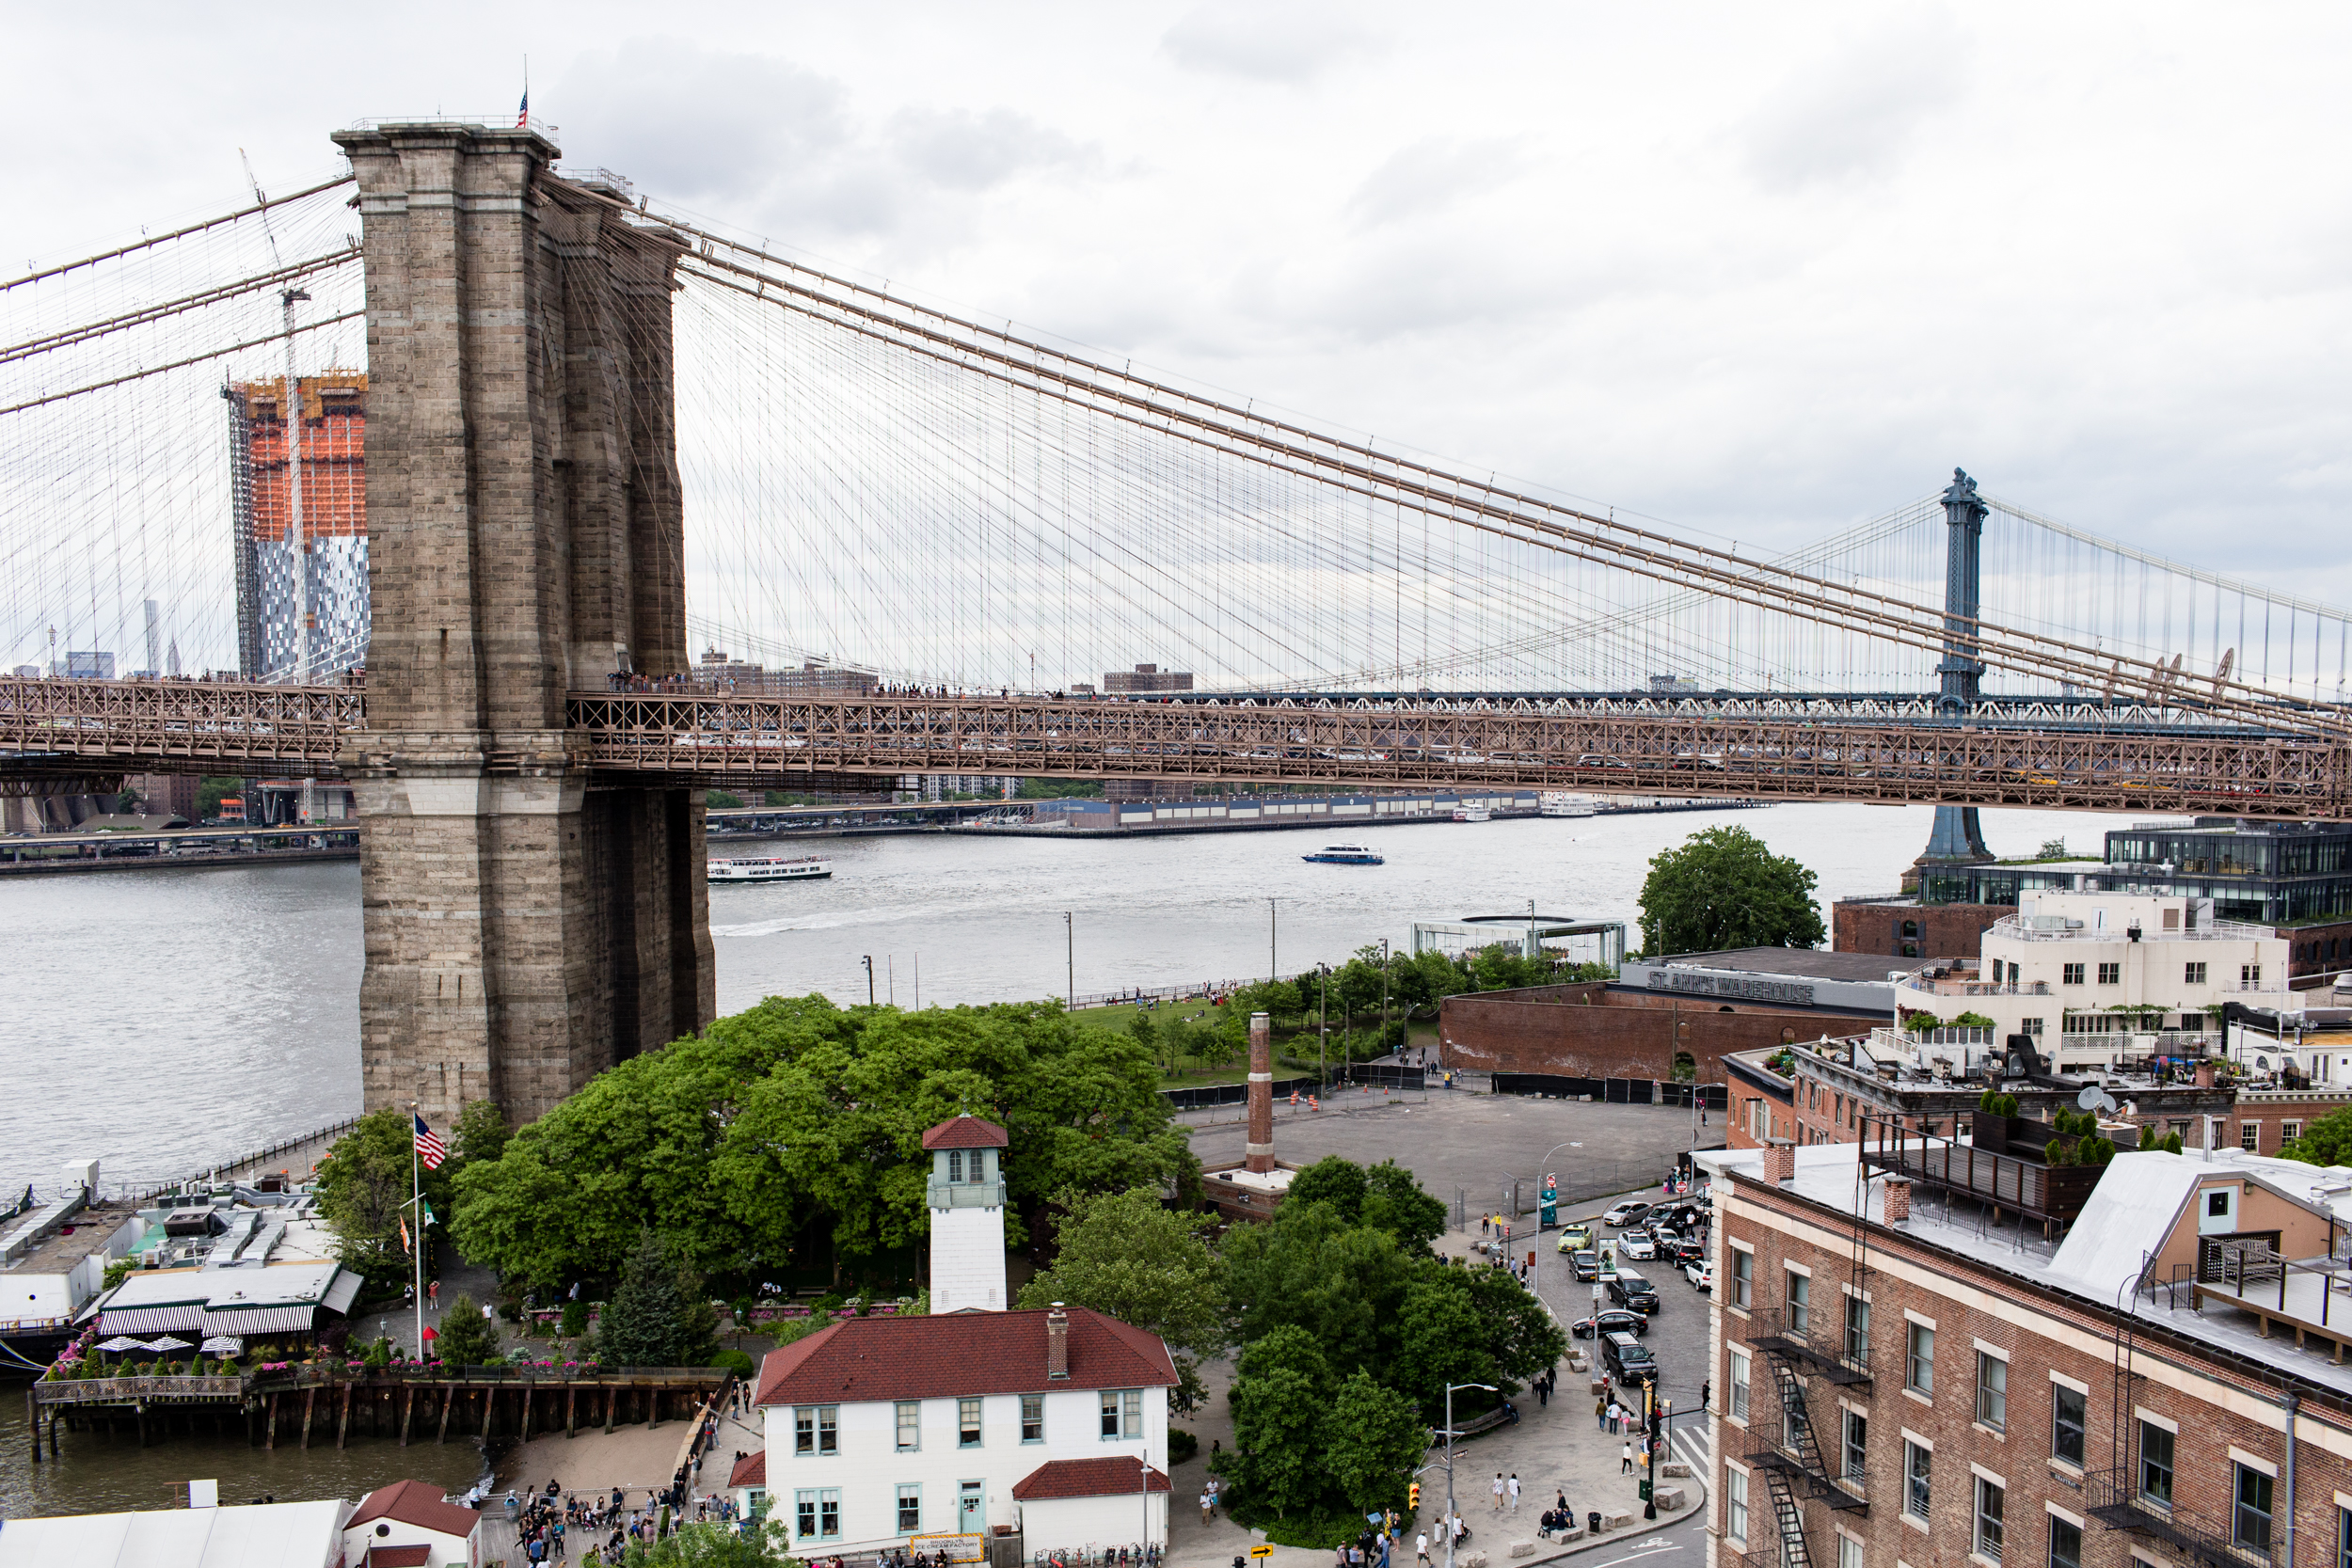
[
  {"left": 923, "top": 1115, "right": 1009, "bottom": 1150},
  {"left": 365, "top": 1549, "right": 433, "bottom": 1568},
  {"left": 729, "top": 1451, "right": 767, "bottom": 1489},
  {"left": 1012, "top": 1459, "right": 1171, "bottom": 1501},
  {"left": 347, "top": 1479, "right": 482, "bottom": 1542},
  {"left": 754, "top": 1307, "right": 1176, "bottom": 1406}
]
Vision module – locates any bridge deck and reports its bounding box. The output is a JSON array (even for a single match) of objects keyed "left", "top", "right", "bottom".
[{"left": 3, "top": 677, "right": 2344, "bottom": 818}]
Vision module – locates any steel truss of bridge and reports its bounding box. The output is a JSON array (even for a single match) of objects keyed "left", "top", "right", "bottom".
[{"left": 3, "top": 676, "right": 2342, "bottom": 819}]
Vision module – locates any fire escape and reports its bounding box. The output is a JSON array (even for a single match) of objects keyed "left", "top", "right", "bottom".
[{"left": 1747, "top": 1300, "right": 1870, "bottom": 1568}]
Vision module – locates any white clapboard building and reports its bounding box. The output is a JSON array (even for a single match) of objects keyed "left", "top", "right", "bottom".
[{"left": 738, "top": 1115, "right": 1175, "bottom": 1555}]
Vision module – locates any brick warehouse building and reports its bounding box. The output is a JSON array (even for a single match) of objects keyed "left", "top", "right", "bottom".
[
  {"left": 1697, "top": 1136, "right": 2352, "bottom": 1568},
  {"left": 1439, "top": 951, "right": 1898, "bottom": 1083}
]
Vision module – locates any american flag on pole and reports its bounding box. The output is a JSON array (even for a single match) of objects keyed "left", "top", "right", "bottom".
[{"left": 413, "top": 1113, "right": 448, "bottom": 1171}]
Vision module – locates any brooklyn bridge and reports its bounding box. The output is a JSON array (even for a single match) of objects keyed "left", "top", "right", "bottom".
[{"left": 5, "top": 121, "right": 2347, "bottom": 1124}]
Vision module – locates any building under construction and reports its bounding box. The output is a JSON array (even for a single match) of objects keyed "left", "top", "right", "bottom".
[{"left": 227, "top": 372, "right": 367, "bottom": 680}]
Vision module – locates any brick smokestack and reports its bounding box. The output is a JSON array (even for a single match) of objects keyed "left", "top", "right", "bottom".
[
  {"left": 1046, "top": 1303, "right": 1070, "bottom": 1379},
  {"left": 1761, "top": 1143, "right": 1795, "bottom": 1186},
  {"left": 1883, "top": 1178, "right": 1911, "bottom": 1225},
  {"left": 1247, "top": 1011, "right": 1276, "bottom": 1174}
]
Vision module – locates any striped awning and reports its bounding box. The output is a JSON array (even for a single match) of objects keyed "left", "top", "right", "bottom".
[
  {"left": 98, "top": 1304, "right": 207, "bottom": 1335},
  {"left": 202, "top": 1305, "right": 324, "bottom": 1336}
]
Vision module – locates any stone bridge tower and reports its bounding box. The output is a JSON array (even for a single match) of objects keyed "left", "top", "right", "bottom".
[{"left": 332, "top": 123, "right": 714, "bottom": 1128}]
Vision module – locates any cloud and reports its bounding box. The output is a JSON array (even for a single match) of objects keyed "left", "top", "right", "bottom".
[
  {"left": 1344, "top": 136, "right": 1532, "bottom": 230},
  {"left": 1157, "top": 2, "right": 1387, "bottom": 83},
  {"left": 885, "top": 107, "right": 1097, "bottom": 194},
  {"left": 1738, "top": 14, "right": 1971, "bottom": 192}
]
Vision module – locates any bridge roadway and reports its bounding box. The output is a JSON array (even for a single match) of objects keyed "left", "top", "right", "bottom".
[{"left": 2, "top": 674, "right": 2343, "bottom": 819}]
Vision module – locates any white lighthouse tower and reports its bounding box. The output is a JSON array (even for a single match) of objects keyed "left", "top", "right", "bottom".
[{"left": 923, "top": 1114, "right": 1010, "bottom": 1312}]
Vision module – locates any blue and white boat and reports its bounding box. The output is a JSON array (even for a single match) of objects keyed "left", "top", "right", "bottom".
[{"left": 1302, "top": 840, "right": 1383, "bottom": 864}]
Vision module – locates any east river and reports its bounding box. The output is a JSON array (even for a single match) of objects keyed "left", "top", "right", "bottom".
[{"left": 0, "top": 800, "right": 2114, "bottom": 1196}]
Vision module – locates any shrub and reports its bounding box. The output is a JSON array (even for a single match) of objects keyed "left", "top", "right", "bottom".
[
  {"left": 561, "top": 1300, "right": 588, "bottom": 1339},
  {"left": 1168, "top": 1428, "right": 1200, "bottom": 1465},
  {"left": 710, "top": 1348, "right": 757, "bottom": 1378}
]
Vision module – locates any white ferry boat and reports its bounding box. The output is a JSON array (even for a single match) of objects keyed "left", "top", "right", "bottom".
[
  {"left": 1540, "top": 791, "right": 1596, "bottom": 818},
  {"left": 1452, "top": 805, "right": 1492, "bottom": 823},
  {"left": 707, "top": 856, "right": 833, "bottom": 883},
  {"left": 1302, "top": 841, "right": 1384, "bottom": 864}
]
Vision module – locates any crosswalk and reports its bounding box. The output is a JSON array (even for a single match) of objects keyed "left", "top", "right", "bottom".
[{"left": 1668, "top": 1418, "right": 1711, "bottom": 1475}]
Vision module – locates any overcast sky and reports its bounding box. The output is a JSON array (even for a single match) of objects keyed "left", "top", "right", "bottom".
[{"left": 7, "top": 2, "right": 2347, "bottom": 589}]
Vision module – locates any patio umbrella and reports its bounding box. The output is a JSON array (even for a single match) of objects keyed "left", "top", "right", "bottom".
[
  {"left": 95, "top": 1337, "right": 144, "bottom": 1353},
  {"left": 200, "top": 1337, "right": 243, "bottom": 1355},
  {"left": 147, "top": 1336, "right": 195, "bottom": 1352}
]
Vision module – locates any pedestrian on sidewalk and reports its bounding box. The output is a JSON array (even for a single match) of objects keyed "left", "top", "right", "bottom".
[
  {"left": 1491, "top": 1473, "right": 1505, "bottom": 1513},
  {"left": 1200, "top": 1489, "right": 1213, "bottom": 1526},
  {"left": 1507, "top": 1475, "right": 1520, "bottom": 1513},
  {"left": 1700, "top": 1379, "right": 1710, "bottom": 1411},
  {"left": 1621, "top": 1442, "right": 1634, "bottom": 1475},
  {"left": 1595, "top": 1395, "right": 1608, "bottom": 1431},
  {"left": 1416, "top": 1532, "right": 1430, "bottom": 1568}
]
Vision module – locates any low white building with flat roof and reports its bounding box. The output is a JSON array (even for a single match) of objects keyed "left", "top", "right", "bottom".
[{"left": 1895, "top": 891, "right": 2290, "bottom": 1069}]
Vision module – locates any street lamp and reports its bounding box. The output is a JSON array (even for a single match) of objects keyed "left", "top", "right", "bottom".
[
  {"left": 1064, "top": 911, "right": 1074, "bottom": 1009},
  {"left": 1318, "top": 962, "right": 1332, "bottom": 1089},
  {"left": 1380, "top": 937, "right": 1391, "bottom": 1060},
  {"left": 1442, "top": 1382, "right": 1496, "bottom": 1568},
  {"left": 1529, "top": 1139, "right": 1579, "bottom": 1306},
  {"left": 861, "top": 955, "right": 875, "bottom": 1006}
]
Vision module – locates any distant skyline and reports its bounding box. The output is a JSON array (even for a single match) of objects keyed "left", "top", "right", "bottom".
[{"left": 4, "top": 2, "right": 2347, "bottom": 604}]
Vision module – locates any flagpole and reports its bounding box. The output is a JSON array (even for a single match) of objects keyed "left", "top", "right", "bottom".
[{"left": 410, "top": 1100, "right": 425, "bottom": 1361}]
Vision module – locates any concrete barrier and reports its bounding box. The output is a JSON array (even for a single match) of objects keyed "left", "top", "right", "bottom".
[
  {"left": 1661, "top": 1461, "right": 1692, "bottom": 1478},
  {"left": 1510, "top": 1541, "right": 1535, "bottom": 1559},
  {"left": 1654, "top": 1488, "right": 1685, "bottom": 1513},
  {"left": 1600, "top": 1510, "right": 1634, "bottom": 1531}
]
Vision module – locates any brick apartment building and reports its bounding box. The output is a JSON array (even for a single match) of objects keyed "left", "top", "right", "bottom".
[{"left": 1700, "top": 1138, "right": 2352, "bottom": 1568}]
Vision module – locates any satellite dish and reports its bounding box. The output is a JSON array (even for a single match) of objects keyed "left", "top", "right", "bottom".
[
  {"left": 2076, "top": 1085, "right": 2118, "bottom": 1114},
  {"left": 2258, "top": 1055, "right": 2272, "bottom": 1070}
]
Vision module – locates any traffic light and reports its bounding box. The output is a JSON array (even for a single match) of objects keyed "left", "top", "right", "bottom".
[{"left": 1409, "top": 1483, "right": 1421, "bottom": 1513}]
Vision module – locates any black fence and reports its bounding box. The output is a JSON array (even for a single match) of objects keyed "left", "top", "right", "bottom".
[
  {"left": 1162, "top": 1076, "right": 1317, "bottom": 1112},
  {"left": 1350, "top": 1063, "right": 1427, "bottom": 1090},
  {"left": 1490, "top": 1074, "right": 1725, "bottom": 1110}
]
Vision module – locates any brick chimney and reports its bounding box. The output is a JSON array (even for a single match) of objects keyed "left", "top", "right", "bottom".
[
  {"left": 1883, "top": 1178, "right": 1912, "bottom": 1225},
  {"left": 1046, "top": 1303, "right": 1070, "bottom": 1380},
  {"left": 1760, "top": 1143, "right": 1796, "bottom": 1186},
  {"left": 2195, "top": 1060, "right": 2216, "bottom": 1088},
  {"left": 1246, "top": 1011, "right": 1276, "bottom": 1175}
]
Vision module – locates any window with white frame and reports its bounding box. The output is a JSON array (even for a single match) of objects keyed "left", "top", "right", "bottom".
[
  {"left": 1732, "top": 1248, "right": 1754, "bottom": 1310},
  {"left": 1839, "top": 1535, "right": 1864, "bottom": 1568},
  {"left": 795, "top": 1406, "right": 838, "bottom": 1457},
  {"left": 2062, "top": 963, "right": 2084, "bottom": 985},
  {"left": 2284, "top": 1120, "right": 2304, "bottom": 1143},
  {"left": 896, "top": 1401, "right": 920, "bottom": 1451},
  {"left": 2185, "top": 962, "right": 2208, "bottom": 985},
  {"left": 2138, "top": 1421, "right": 2174, "bottom": 1505},
  {"left": 948, "top": 1148, "right": 965, "bottom": 1182},
  {"left": 1729, "top": 1348, "right": 1751, "bottom": 1420},
  {"left": 2099, "top": 962, "right": 2121, "bottom": 985},
  {"left": 1906, "top": 1323, "right": 1934, "bottom": 1396},
  {"left": 2022, "top": 1018, "right": 2044, "bottom": 1037},
  {"left": 1101, "top": 1388, "right": 1143, "bottom": 1439},
  {"left": 2243, "top": 1123, "right": 2262, "bottom": 1151},
  {"left": 1843, "top": 1407, "right": 1867, "bottom": 1483},
  {"left": 1904, "top": 1441, "right": 1931, "bottom": 1520},
  {"left": 898, "top": 1484, "right": 922, "bottom": 1534},
  {"left": 1788, "top": 1269, "right": 1811, "bottom": 1335},
  {"left": 1976, "top": 1352, "right": 2007, "bottom": 1431},
  {"left": 1846, "top": 1295, "right": 1871, "bottom": 1363},
  {"left": 1021, "top": 1393, "right": 1043, "bottom": 1443},
  {"left": 2235, "top": 1465, "right": 2275, "bottom": 1558},
  {"left": 1976, "top": 1476, "right": 2006, "bottom": 1561},
  {"left": 958, "top": 1398, "right": 983, "bottom": 1448},
  {"left": 1727, "top": 1467, "right": 1749, "bottom": 1543}
]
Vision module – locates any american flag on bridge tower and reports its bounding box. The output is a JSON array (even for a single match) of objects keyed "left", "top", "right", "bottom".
[{"left": 413, "top": 1113, "right": 447, "bottom": 1171}]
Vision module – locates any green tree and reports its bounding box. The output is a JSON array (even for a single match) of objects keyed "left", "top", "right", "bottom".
[
  {"left": 1324, "top": 1370, "right": 1429, "bottom": 1516},
  {"left": 316, "top": 1108, "right": 453, "bottom": 1288},
  {"left": 598, "top": 1232, "right": 693, "bottom": 1368},
  {"left": 1285, "top": 1156, "right": 1370, "bottom": 1220},
  {"left": 452, "top": 1100, "right": 511, "bottom": 1168},
  {"left": 1016, "top": 1187, "right": 1226, "bottom": 1409},
  {"left": 621, "top": 1519, "right": 802, "bottom": 1565},
  {"left": 2280, "top": 1105, "right": 2352, "bottom": 1166},
  {"left": 434, "top": 1292, "right": 502, "bottom": 1367},
  {"left": 1219, "top": 1326, "right": 1331, "bottom": 1519},
  {"left": 1636, "top": 826, "right": 1825, "bottom": 955},
  {"left": 1359, "top": 1162, "right": 1449, "bottom": 1252},
  {"left": 1219, "top": 1202, "right": 1411, "bottom": 1379}
]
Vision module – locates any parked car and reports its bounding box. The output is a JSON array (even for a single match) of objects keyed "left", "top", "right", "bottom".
[
  {"left": 1609, "top": 1268, "right": 1661, "bottom": 1313},
  {"left": 1570, "top": 1249, "right": 1601, "bottom": 1282},
  {"left": 1603, "top": 1330, "right": 1659, "bottom": 1386},
  {"left": 1571, "top": 1308, "right": 1650, "bottom": 1339},
  {"left": 1602, "top": 1200, "right": 1651, "bottom": 1227},
  {"left": 1621, "top": 1232, "right": 1658, "bottom": 1259},
  {"left": 1685, "top": 1259, "right": 1714, "bottom": 1291}
]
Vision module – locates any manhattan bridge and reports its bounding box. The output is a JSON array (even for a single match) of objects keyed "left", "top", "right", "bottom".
[{"left": 3, "top": 120, "right": 2348, "bottom": 1121}]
